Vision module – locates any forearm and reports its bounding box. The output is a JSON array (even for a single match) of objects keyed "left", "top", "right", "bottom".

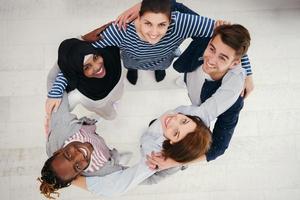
[
  {"left": 47, "top": 72, "right": 68, "bottom": 98},
  {"left": 241, "top": 54, "right": 252, "bottom": 76},
  {"left": 92, "top": 24, "right": 122, "bottom": 49},
  {"left": 141, "top": 166, "right": 182, "bottom": 185},
  {"left": 86, "top": 160, "right": 155, "bottom": 197},
  {"left": 206, "top": 97, "right": 243, "bottom": 161},
  {"left": 47, "top": 63, "right": 62, "bottom": 91},
  {"left": 177, "top": 12, "right": 215, "bottom": 39}
]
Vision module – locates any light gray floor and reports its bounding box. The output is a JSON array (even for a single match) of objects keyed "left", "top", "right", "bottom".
[{"left": 0, "top": 0, "right": 300, "bottom": 199}]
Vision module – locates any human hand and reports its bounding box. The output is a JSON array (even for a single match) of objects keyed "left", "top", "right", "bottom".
[
  {"left": 214, "top": 20, "right": 231, "bottom": 29},
  {"left": 81, "top": 21, "right": 113, "bottom": 42},
  {"left": 115, "top": 2, "right": 141, "bottom": 31},
  {"left": 44, "top": 98, "right": 61, "bottom": 134},
  {"left": 241, "top": 75, "right": 254, "bottom": 98},
  {"left": 146, "top": 151, "right": 180, "bottom": 171}
]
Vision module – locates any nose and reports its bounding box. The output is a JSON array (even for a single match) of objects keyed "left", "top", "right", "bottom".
[
  {"left": 91, "top": 64, "right": 100, "bottom": 73},
  {"left": 150, "top": 27, "right": 158, "bottom": 36},
  {"left": 208, "top": 54, "right": 218, "bottom": 65}
]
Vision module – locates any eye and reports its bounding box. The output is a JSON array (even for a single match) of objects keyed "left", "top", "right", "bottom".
[
  {"left": 145, "top": 22, "right": 151, "bottom": 26},
  {"left": 219, "top": 56, "right": 226, "bottom": 62},
  {"left": 93, "top": 55, "right": 98, "bottom": 61},
  {"left": 158, "top": 23, "right": 166, "bottom": 28},
  {"left": 65, "top": 150, "right": 71, "bottom": 159},
  {"left": 75, "top": 163, "right": 81, "bottom": 171},
  {"left": 83, "top": 64, "right": 91, "bottom": 71},
  {"left": 181, "top": 118, "right": 188, "bottom": 124}
]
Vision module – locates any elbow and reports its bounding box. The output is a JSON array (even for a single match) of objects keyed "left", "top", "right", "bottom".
[{"left": 206, "top": 147, "right": 228, "bottom": 162}]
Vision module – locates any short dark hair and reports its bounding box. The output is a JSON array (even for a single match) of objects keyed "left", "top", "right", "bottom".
[
  {"left": 140, "top": 0, "right": 172, "bottom": 20},
  {"left": 162, "top": 115, "right": 212, "bottom": 163},
  {"left": 37, "top": 154, "right": 74, "bottom": 199},
  {"left": 212, "top": 24, "right": 251, "bottom": 58}
]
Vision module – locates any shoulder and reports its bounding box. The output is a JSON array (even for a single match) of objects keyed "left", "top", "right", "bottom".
[
  {"left": 230, "top": 65, "right": 246, "bottom": 76},
  {"left": 222, "top": 65, "right": 246, "bottom": 83},
  {"left": 103, "top": 46, "right": 120, "bottom": 54},
  {"left": 103, "top": 23, "right": 126, "bottom": 38}
]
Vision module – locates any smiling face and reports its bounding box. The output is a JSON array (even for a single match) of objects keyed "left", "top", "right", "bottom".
[
  {"left": 202, "top": 34, "right": 240, "bottom": 79},
  {"left": 161, "top": 113, "right": 197, "bottom": 144},
  {"left": 136, "top": 12, "right": 170, "bottom": 45},
  {"left": 83, "top": 54, "right": 106, "bottom": 78},
  {"left": 51, "top": 141, "right": 94, "bottom": 181}
]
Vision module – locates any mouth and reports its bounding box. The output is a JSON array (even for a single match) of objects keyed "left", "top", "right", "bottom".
[
  {"left": 93, "top": 65, "right": 106, "bottom": 78},
  {"left": 204, "top": 61, "right": 216, "bottom": 70},
  {"left": 149, "top": 35, "right": 158, "bottom": 39}
]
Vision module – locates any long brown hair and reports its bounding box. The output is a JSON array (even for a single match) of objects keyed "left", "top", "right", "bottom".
[{"left": 162, "top": 115, "right": 212, "bottom": 163}]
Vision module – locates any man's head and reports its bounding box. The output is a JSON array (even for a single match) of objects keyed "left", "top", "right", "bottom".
[
  {"left": 202, "top": 24, "right": 251, "bottom": 78},
  {"left": 38, "top": 141, "right": 93, "bottom": 199}
]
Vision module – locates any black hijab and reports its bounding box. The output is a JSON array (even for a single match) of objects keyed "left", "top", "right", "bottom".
[{"left": 57, "top": 38, "right": 121, "bottom": 100}]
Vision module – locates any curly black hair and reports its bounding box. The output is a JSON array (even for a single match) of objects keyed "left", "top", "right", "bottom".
[{"left": 37, "top": 155, "right": 73, "bottom": 199}]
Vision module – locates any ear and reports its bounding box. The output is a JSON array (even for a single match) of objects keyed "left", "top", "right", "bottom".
[
  {"left": 169, "top": 140, "right": 174, "bottom": 145},
  {"left": 53, "top": 148, "right": 62, "bottom": 156},
  {"left": 229, "top": 58, "right": 241, "bottom": 69}
]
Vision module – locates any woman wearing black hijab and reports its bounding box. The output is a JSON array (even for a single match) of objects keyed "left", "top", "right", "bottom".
[{"left": 46, "top": 38, "right": 124, "bottom": 128}]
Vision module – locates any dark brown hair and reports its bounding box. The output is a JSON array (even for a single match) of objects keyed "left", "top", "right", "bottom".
[
  {"left": 162, "top": 115, "right": 212, "bottom": 163},
  {"left": 140, "top": 0, "right": 172, "bottom": 20},
  {"left": 37, "top": 154, "right": 74, "bottom": 199},
  {"left": 212, "top": 24, "right": 251, "bottom": 58}
]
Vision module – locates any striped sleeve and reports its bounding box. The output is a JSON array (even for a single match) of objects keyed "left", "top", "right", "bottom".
[
  {"left": 241, "top": 54, "right": 252, "bottom": 76},
  {"left": 92, "top": 24, "right": 124, "bottom": 49},
  {"left": 47, "top": 72, "right": 68, "bottom": 98},
  {"left": 175, "top": 12, "right": 215, "bottom": 39}
]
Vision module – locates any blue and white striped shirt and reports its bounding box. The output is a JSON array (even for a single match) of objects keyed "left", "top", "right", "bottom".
[
  {"left": 241, "top": 55, "right": 252, "bottom": 75},
  {"left": 48, "top": 72, "right": 68, "bottom": 98},
  {"left": 48, "top": 11, "right": 252, "bottom": 98},
  {"left": 93, "top": 11, "right": 215, "bottom": 70}
]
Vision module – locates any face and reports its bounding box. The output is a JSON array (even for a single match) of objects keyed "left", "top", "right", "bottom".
[
  {"left": 137, "top": 12, "right": 170, "bottom": 45},
  {"left": 161, "top": 113, "right": 196, "bottom": 144},
  {"left": 83, "top": 54, "right": 106, "bottom": 78},
  {"left": 202, "top": 35, "right": 240, "bottom": 78},
  {"left": 51, "top": 141, "right": 93, "bottom": 181}
]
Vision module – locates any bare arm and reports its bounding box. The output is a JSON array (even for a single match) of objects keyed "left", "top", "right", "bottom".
[{"left": 115, "top": 2, "right": 141, "bottom": 30}]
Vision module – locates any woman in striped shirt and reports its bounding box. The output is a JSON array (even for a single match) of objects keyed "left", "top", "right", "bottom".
[
  {"left": 111, "top": 0, "right": 253, "bottom": 91},
  {"left": 53, "top": 0, "right": 215, "bottom": 86}
]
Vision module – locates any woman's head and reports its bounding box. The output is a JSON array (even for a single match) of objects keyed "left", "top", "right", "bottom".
[
  {"left": 38, "top": 141, "right": 93, "bottom": 199},
  {"left": 137, "top": 0, "right": 172, "bottom": 44},
  {"left": 161, "top": 114, "right": 212, "bottom": 163},
  {"left": 38, "top": 156, "right": 71, "bottom": 199},
  {"left": 58, "top": 38, "right": 106, "bottom": 80},
  {"left": 82, "top": 54, "right": 106, "bottom": 78}
]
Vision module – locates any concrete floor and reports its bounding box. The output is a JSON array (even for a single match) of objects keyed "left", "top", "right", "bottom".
[{"left": 0, "top": 0, "right": 300, "bottom": 199}]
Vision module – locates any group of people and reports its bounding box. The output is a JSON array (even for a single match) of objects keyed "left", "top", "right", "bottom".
[{"left": 38, "top": 0, "right": 253, "bottom": 199}]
